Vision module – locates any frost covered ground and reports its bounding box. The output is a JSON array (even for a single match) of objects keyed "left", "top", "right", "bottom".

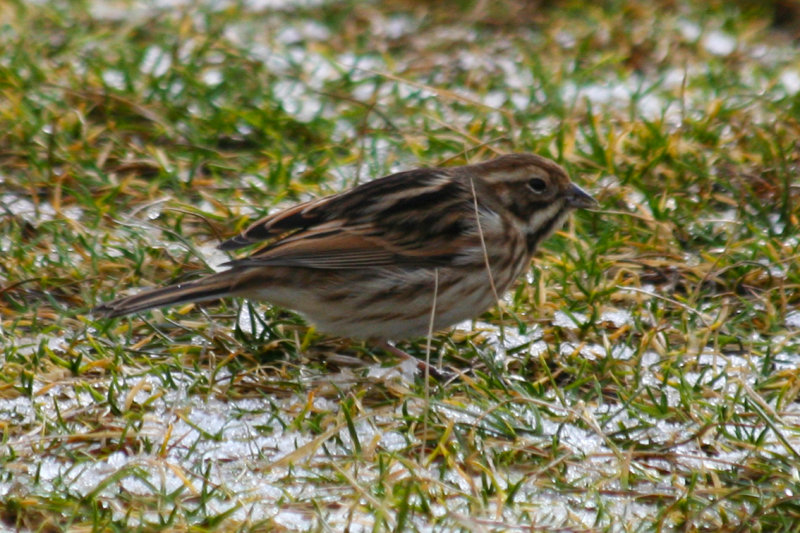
[{"left": 2, "top": 0, "right": 799, "bottom": 530}]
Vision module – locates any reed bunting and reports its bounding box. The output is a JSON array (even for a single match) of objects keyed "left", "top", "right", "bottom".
[{"left": 95, "top": 154, "right": 596, "bottom": 349}]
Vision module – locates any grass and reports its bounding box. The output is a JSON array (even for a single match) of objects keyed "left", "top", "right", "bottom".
[{"left": 1, "top": 0, "right": 800, "bottom": 530}]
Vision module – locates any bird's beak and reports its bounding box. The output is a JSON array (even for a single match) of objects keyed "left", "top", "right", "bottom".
[{"left": 566, "top": 184, "right": 597, "bottom": 209}]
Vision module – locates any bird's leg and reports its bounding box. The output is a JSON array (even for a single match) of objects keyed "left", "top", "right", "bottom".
[{"left": 375, "top": 340, "right": 451, "bottom": 382}]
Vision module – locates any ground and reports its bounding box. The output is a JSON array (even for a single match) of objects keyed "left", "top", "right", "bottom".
[{"left": 1, "top": 0, "right": 799, "bottom": 531}]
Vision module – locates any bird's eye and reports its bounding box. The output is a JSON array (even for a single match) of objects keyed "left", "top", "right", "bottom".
[{"left": 528, "top": 178, "right": 547, "bottom": 193}]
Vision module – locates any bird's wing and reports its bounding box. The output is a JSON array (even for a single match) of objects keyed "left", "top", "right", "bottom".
[
  {"left": 218, "top": 195, "right": 335, "bottom": 251},
  {"left": 220, "top": 169, "right": 484, "bottom": 270}
]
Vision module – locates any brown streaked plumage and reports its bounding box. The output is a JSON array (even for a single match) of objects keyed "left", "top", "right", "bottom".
[{"left": 94, "top": 153, "right": 596, "bottom": 341}]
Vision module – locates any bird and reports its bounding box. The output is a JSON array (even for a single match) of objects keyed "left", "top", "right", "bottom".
[{"left": 94, "top": 153, "right": 596, "bottom": 361}]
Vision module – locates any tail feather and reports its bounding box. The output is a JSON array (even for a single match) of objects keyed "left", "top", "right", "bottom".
[{"left": 93, "top": 271, "right": 237, "bottom": 318}]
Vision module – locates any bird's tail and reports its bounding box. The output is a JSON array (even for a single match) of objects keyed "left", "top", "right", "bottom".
[{"left": 93, "top": 271, "right": 239, "bottom": 318}]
